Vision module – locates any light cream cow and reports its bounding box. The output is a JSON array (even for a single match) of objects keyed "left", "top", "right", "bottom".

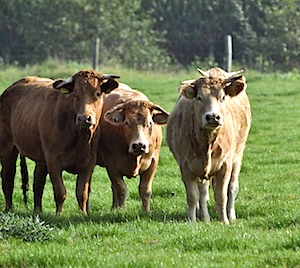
[{"left": 166, "top": 67, "right": 251, "bottom": 224}]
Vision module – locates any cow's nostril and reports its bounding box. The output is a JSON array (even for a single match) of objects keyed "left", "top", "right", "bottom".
[
  {"left": 86, "top": 115, "right": 92, "bottom": 123},
  {"left": 206, "top": 113, "right": 220, "bottom": 122},
  {"left": 132, "top": 143, "right": 146, "bottom": 153}
]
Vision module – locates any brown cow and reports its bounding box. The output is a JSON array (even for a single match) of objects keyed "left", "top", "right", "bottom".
[
  {"left": 0, "top": 70, "right": 119, "bottom": 214},
  {"left": 166, "top": 67, "right": 251, "bottom": 224},
  {"left": 97, "top": 83, "right": 169, "bottom": 212}
]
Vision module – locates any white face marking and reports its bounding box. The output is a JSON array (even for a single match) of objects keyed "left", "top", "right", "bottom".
[
  {"left": 128, "top": 112, "right": 152, "bottom": 155},
  {"left": 201, "top": 95, "right": 224, "bottom": 129}
]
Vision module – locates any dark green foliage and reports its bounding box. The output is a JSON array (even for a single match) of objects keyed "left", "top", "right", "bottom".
[
  {"left": 0, "top": 212, "right": 55, "bottom": 242},
  {"left": 1, "top": 0, "right": 300, "bottom": 71},
  {"left": 0, "top": 0, "right": 170, "bottom": 69}
]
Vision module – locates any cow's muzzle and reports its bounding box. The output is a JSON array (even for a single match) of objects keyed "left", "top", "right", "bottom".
[
  {"left": 76, "top": 114, "right": 96, "bottom": 129},
  {"left": 204, "top": 113, "right": 223, "bottom": 130},
  {"left": 130, "top": 142, "right": 149, "bottom": 156}
]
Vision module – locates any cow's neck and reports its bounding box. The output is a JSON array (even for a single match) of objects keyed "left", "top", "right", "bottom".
[
  {"left": 202, "top": 128, "right": 220, "bottom": 179},
  {"left": 129, "top": 154, "right": 143, "bottom": 177}
]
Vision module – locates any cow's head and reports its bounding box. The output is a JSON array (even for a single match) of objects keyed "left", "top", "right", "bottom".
[
  {"left": 179, "top": 67, "right": 246, "bottom": 131},
  {"left": 53, "top": 70, "right": 119, "bottom": 131},
  {"left": 104, "top": 100, "right": 169, "bottom": 156}
]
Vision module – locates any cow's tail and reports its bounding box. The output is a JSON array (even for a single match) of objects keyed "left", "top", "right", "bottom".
[{"left": 20, "top": 155, "right": 29, "bottom": 206}]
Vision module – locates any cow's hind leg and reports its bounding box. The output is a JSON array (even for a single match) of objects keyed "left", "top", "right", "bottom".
[
  {"left": 33, "top": 162, "right": 48, "bottom": 213},
  {"left": 1, "top": 147, "right": 18, "bottom": 211},
  {"left": 20, "top": 155, "right": 29, "bottom": 207}
]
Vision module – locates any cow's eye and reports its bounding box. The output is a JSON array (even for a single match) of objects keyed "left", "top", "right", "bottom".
[
  {"left": 221, "top": 95, "right": 226, "bottom": 102},
  {"left": 96, "top": 91, "right": 101, "bottom": 97},
  {"left": 197, "top": 96, "right": 202, "bottom": 101},
  {"left": 148, "top": 121, "right": 153, "bottom": 134}
]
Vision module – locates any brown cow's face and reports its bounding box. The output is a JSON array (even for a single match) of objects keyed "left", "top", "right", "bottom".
[
  {"left": 104, "top": 100, "right": 169, "bottom": 156},
  {"left": 54, "top": 70, "right": 119, "bottom": 130},
  {"left": 180, "top": 68, "right": 246, "bottom": 131}
]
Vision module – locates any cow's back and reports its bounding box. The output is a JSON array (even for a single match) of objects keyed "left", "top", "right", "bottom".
[{"left": 0, "top": 77, "right": 55, "bottom": 159}]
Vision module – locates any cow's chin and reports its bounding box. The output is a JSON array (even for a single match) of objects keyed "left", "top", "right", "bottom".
[
  {"left": 204, "top": 123, "right": 222, "bottom": 131},
  {"left": 129, "top": 149, "right": 149, "bottom": 156},
  {"left": 78, "top": 123, "right": 95, "bottom": 131}
]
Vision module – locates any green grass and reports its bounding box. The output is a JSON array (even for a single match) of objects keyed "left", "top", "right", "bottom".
[{"left": 1, "top": 63, "right": 300, "bottom": 267}]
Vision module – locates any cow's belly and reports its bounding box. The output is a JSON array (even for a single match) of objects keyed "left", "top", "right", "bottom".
[{"left": 11, "top": 119, "right": 45, "bottom": 162}]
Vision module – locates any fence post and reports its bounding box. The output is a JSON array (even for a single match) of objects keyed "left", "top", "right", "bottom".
[
  {"left": 226, "top": 34, "right": 232, "bottom": 72},
  {"left": 93, "top": 37, "right": 100, "bottom": 70}
]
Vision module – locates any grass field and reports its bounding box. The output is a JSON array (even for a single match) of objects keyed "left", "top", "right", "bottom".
[{"left": 0, "top": 63, "right": 300, "bottom": 267}]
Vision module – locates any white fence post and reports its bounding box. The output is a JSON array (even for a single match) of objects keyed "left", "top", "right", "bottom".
[
  {"left": 226, "top": 34, "right": 232, "bottom": 72},
  {"left": 93, "top": 38, "right": 100, "bottom": 70}
]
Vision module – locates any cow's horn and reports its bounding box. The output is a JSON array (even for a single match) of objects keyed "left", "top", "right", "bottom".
[
  {"left": 181, "top": 79, "right": 196, "bottom": 85},
  {"left": 226, "top": 69, "right": 244, "bottom": 78},
  {"left": 103, "top": 74, "right": 120, "bottom": 79},
  {"left": 55, "top": 76, "right": 73, "bottom": 88},
  {"left": 197, "top": 68, "right": 209, "bottom": 77}
]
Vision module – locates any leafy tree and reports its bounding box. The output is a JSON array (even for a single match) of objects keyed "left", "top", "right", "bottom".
[
  {"left": 141, "top": 0, "right": 256, "bottom": 68},
  {"left": 0, "top": 0, "right": 170, "bottom": 69}
]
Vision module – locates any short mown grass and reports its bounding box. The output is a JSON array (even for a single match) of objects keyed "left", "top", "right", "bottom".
[{"left": 0, "top": 63, "right": 300, "bottom": 267}]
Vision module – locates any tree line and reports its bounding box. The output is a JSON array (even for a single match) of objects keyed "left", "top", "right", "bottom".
[{"left": 0, "top": 0, "right": 299, "bottom": 71}]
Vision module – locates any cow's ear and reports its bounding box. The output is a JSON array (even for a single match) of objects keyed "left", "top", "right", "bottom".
[
  {"left": 104, "top": 108, "right": 125, "bottom": 126},
  {"left": 179, "top": 83, "right": 196, "bottom": 99},
  {"left": 224, "top": 76, "right": 246, "bottom": 97},
  {"left": 151, "top": 105, "right": 169, "bottom": 125},
  {"left": 53, "top": 78, "right": 74, "bottom": 93},
  {"left": 101, "top": 79, "right": 119, "bottom": 94}
]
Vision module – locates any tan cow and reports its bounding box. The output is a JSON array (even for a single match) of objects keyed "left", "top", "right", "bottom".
[
  {"left": 166, "top": 67, "right": 251, "bottom": 224},
  {"left": 0, "top": 70, "right": 119, "bottom": 214},
  {"left": 97, "top": 83, "right": 169, "bottom": 212}
]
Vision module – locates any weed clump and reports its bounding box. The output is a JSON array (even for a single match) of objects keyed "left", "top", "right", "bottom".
[{"left": 0, "top": 212, "right": 55, "bottom": 242}]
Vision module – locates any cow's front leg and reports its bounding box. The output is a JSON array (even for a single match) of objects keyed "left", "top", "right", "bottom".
[
  {"left": 181, "top": 166, "right": 200, "bottom": 222},
  {"left": 76, "top": 169, "right": 93, "bottom": 214},
  {"left": 33, "top": 162, "right": 48, "bottom": 213},
  {"left": 47, "top": 160, "right": 66, "bottom": 215},
  {"left": 197, "top": 179, "right": 210, "bottom": 222},
  {"left": 227, "top": 161, "right": 241, "bottom": 221},
  {"left": 214, "top": 164, "right": 231, "bottom": 224},
  {"left": 107, "top": 168, "right": 127, "bottom": 209},
  {"left": 139, "top": 158, "right": 158, "bottom": 213}
]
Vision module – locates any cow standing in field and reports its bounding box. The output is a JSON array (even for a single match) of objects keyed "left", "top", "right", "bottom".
[
  {"left": 0, "top": 70, "right": 119, "bottom": 214},
  {"left": 97, "top": 84, "right": 169, "bottom": 212},
  {"left": 166, "top": 67, "right": 251, "bottom": 224}
]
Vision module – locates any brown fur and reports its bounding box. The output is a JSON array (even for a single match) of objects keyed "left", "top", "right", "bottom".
[
  {"left": 0, "top": 70, "right": 118, "bottom": 214},
  {"left": 166, "top": 67, "right": 251, "bottom": 223},
  {"left": 97, "top": 83, "right": 169, "bottom": 212}
]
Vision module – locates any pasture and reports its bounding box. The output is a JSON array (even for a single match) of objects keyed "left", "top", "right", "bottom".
[{"left": 0, "top": 63, "right": 300, "bottom": 267}]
